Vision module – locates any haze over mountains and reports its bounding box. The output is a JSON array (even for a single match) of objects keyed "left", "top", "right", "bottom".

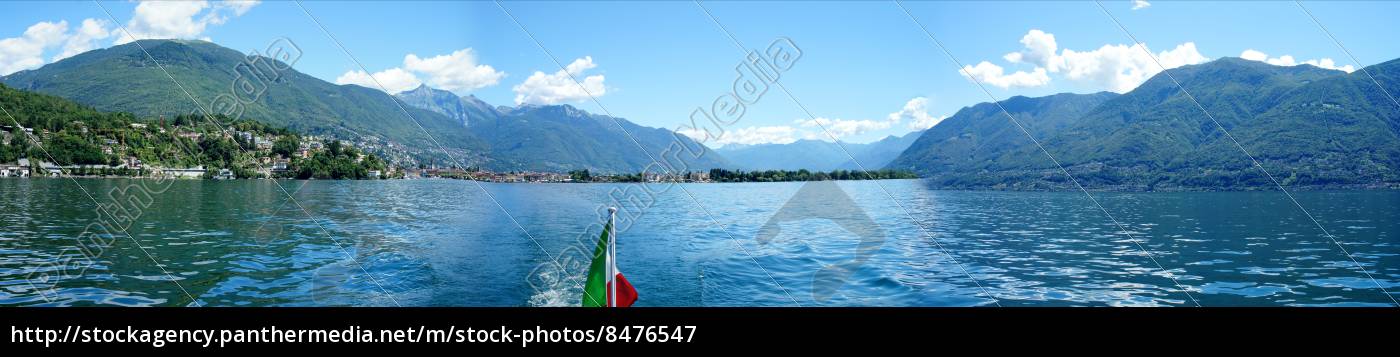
[{"left": 716, "top": 131, "right": 922, "bottom": 172}]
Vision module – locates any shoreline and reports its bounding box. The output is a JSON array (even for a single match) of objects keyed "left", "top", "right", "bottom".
[
  {"left": 7, "top": 176, "right": 1399, "bottom": 191},
  {"left": 0, "top": 175, "right": 924, "bottom": 183}
]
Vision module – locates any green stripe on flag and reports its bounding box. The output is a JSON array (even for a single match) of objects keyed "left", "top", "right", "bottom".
[{"left": 581, "top": 221, "right": 610, "bottom": 307}]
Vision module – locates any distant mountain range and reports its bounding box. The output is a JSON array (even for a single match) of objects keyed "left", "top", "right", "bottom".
[
  {"left": 716, "top": 131, "right": 922, "bottom": 172},
  {"left": 394, "top": 85, "right": 730, "bottom": 173},
  {"left": 889, "top": 57, "right": 1400, "bottom": 190},
  {"left": 1, "top": 39, "right": 726, "bottom": 173},
  {"left": 10, "top": 39, "right": 1399, "bottom": 185}
]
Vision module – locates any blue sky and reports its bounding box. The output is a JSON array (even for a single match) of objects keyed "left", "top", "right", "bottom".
[{"left": 2, "top": 1, "right": 1397, "bottom": 146}]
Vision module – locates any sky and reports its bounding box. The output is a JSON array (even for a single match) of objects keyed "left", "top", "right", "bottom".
[{"left": 2, "top": 1, "right": 1397, "bottom": 146}]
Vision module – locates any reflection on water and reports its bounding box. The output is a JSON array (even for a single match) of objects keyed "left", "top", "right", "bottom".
[{"left": 0, "top": 178, "right": 1396, "bottom": 306}]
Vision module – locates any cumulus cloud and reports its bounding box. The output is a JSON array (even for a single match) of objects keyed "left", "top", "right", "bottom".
[
  {"left": 335, "top": 47, "right": 506, "bottom": 94},
  {"left": 679, "top": 125, "right": 799, "bottom": 146},
  {"left": 403, "top": 48, "right": 506, "bottom": 92},
  {"left": 796, "top": 117, "right": 896, "bottom": 140},
  {"left": 0, "top": 20, "right": 70, "bottom": 75},
  {"left": 692, "top": 97, "right": 947, "bottom": 146},
  {"left": 219, "top": 0, "right": 260, "bottom": 16},
  {"left": 0, "top": 1, "right": 257, "bottom": 75},
  {"left": 1054, "top": 42, "right": 1208, "bottom": 92},
  {"left": 55, "top": 19, "right": 112, "bottom": 61},
  {"left": 974, "top": 29, "right": 1209, "bottom": 93},
  {"left": 335, "top": 68, "right": 422, "bottom": 94},
  {"left": 961, "top": 61, "right": 1052, "bottom": 89},
  {"left": 797, "top": 95, "right": 948, "bottom": 138},
  {"left": 114, "top": 0, "right": 260, "bottom": 45},
  {"left": 1003, "top": 29, "right": 1058, "bottom": 68},
  {"left": 888, "top": 97, "right": 946, "bottom": 130},
  {"left": 513, "top": 56, "right": 607, "bottom": 105},
  {"left": 1239, "top": 49, "right": 1355, "bottom": 73},
  {"left": 1132, "top": 1, "right": 1151, "bottom": 10}
]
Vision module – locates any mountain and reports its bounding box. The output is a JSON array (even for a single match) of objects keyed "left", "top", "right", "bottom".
[
  {"left": 716, "top": 139, "right": 852, "bottom": 171},
  {"left": 0, "top": 83, "right": 132, "bottom": 165},
  {"left": 394, "top": 84, "right": 499, "bottom": 126},
  {"left": 892, "top": 57, "right": 1400, "bottom": 190},
  {"left": 396, "top": 87, "right": 731, "bottom": 173},
  {"left": 716, "top": 130, "right": 924, "bottom": 171},
  {"left": 1, "top": 40, "right": 730, "bottom": 173},
  {"left": 1, "top": 39, "right": 483, "bottom": 161},
  {"left": 887, "top": 91, "right": 1119, "bottom": 187},
  {"left": 837, "top": 131, "right": 924, "bottom": 170}
]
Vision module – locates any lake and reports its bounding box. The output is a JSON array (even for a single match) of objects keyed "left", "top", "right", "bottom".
[{"left": 1, "top": 178, "right": 1397, "bottom": 307}]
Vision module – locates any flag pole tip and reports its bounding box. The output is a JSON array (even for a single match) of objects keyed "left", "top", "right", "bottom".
[{"left": 608, "top": 207, "right": 617, "bottom": 214}]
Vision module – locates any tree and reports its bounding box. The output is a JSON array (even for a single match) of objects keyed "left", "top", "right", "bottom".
[
  {"left": 272, "top": 135, "right": 299, "bottom": 158},
  {"left": 570, "top": 169, "right": 591, "bottom": 182}
]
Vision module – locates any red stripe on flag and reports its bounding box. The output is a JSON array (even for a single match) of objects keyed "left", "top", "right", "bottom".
[{"left": 607, "top": 273, "right": 638, "bottom": 307}]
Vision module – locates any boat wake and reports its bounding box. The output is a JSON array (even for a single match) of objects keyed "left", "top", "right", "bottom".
[{"left": 526, "top": 268, "right": 579, "bottom": 307}]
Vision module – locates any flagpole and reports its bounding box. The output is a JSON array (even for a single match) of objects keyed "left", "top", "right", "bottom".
[{"left": 608, "top": 207, "right": 617, "bottom": 308}]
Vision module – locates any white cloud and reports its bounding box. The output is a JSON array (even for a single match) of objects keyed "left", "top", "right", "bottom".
[
  {"left": 1240, "top": 49, "right": 1268, "bottom": 62},
  {"left": 680, "top": 125, "right": 799, "bottom": 146},
  {"left": 1238, "top": 49, "right": 1355, "bottom": 73},
  {"left": 403, "top": 48, "right": 506, "bottom": 93},
  {"left": 1053, "top": 42, "right": 1208, "bottom": 92},
  {"left": 961, "top": 61, "right": 1052, "bottom": 89},
  {"left": 796, "top": 117, "right": 895, "bottom": 140},
  {"left": 337, "top": 48, "right": 506, "bottom": 94},
  {"left": 335, "top": 68, "right": 422, "bottom": 93},
  {"left": 909, "top": 114, "right": 948, "bottom": 130},
  {"left": 513, "top": 56, "right": 606, "bottom": 105},
  {"left": 981, "top": 29, "right": 1209, "bottom": 93},
  {"left": 888, "top": 97, "right": 946, "bottom": 130},
  {"left": 1003, "top": 29, "right": 1058, "bottom": 68},
  {"left": 219, "top": 0, "right": 260, "bottom": 16},
  {"left": 695, "top": 98, "right": 944, "bottom": 146},
  {"left": 1, "top": 1, "right": 255, "bottom": 75},
  {"left": 0, "top": 20, "right": 70, "bottom": 75},
  {"left": 115, "top": 1, "right": 260, "bottom": 45},
  {"left": 1132, "top": 1, "right": 1151, "bottom": 10},
  {"left": 55, "top": 19, "right": 112, "bottom": 62}
]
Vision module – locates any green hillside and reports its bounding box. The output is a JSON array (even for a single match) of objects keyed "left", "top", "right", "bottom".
[
  {"left": 1, "top": 39, "right": 483, "bottom": 164},
  {"left": 890, "top": 57, "right": 1400, "bottom": 190}
]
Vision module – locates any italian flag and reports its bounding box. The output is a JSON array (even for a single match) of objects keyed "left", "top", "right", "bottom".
[{"left": 582, "top": 216, "right": 637, "bottom": 307}]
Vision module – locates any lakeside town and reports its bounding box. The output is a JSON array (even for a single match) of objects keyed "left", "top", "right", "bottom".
[{"left": 0, "top": 110, "right": 916, "bottom": 183}]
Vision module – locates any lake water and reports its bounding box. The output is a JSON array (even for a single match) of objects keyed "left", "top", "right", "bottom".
[{"left": 1, "top": 178, "right": 1397, "bottom": 307}]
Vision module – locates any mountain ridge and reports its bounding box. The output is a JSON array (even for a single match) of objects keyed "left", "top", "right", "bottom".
[
  {"left": 1, "top": 39, "right": 485, "bottom": 165},
  {"left": 891, "top": 56, "right": 1400, "bottom": 190},
  {"left": 1, "top": 39, "right": 729, "bottom": 173}
]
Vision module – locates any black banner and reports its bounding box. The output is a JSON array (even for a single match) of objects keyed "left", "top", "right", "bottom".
[{"left": 2, "top": 308, "right": 1394, "bottom": 352}]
